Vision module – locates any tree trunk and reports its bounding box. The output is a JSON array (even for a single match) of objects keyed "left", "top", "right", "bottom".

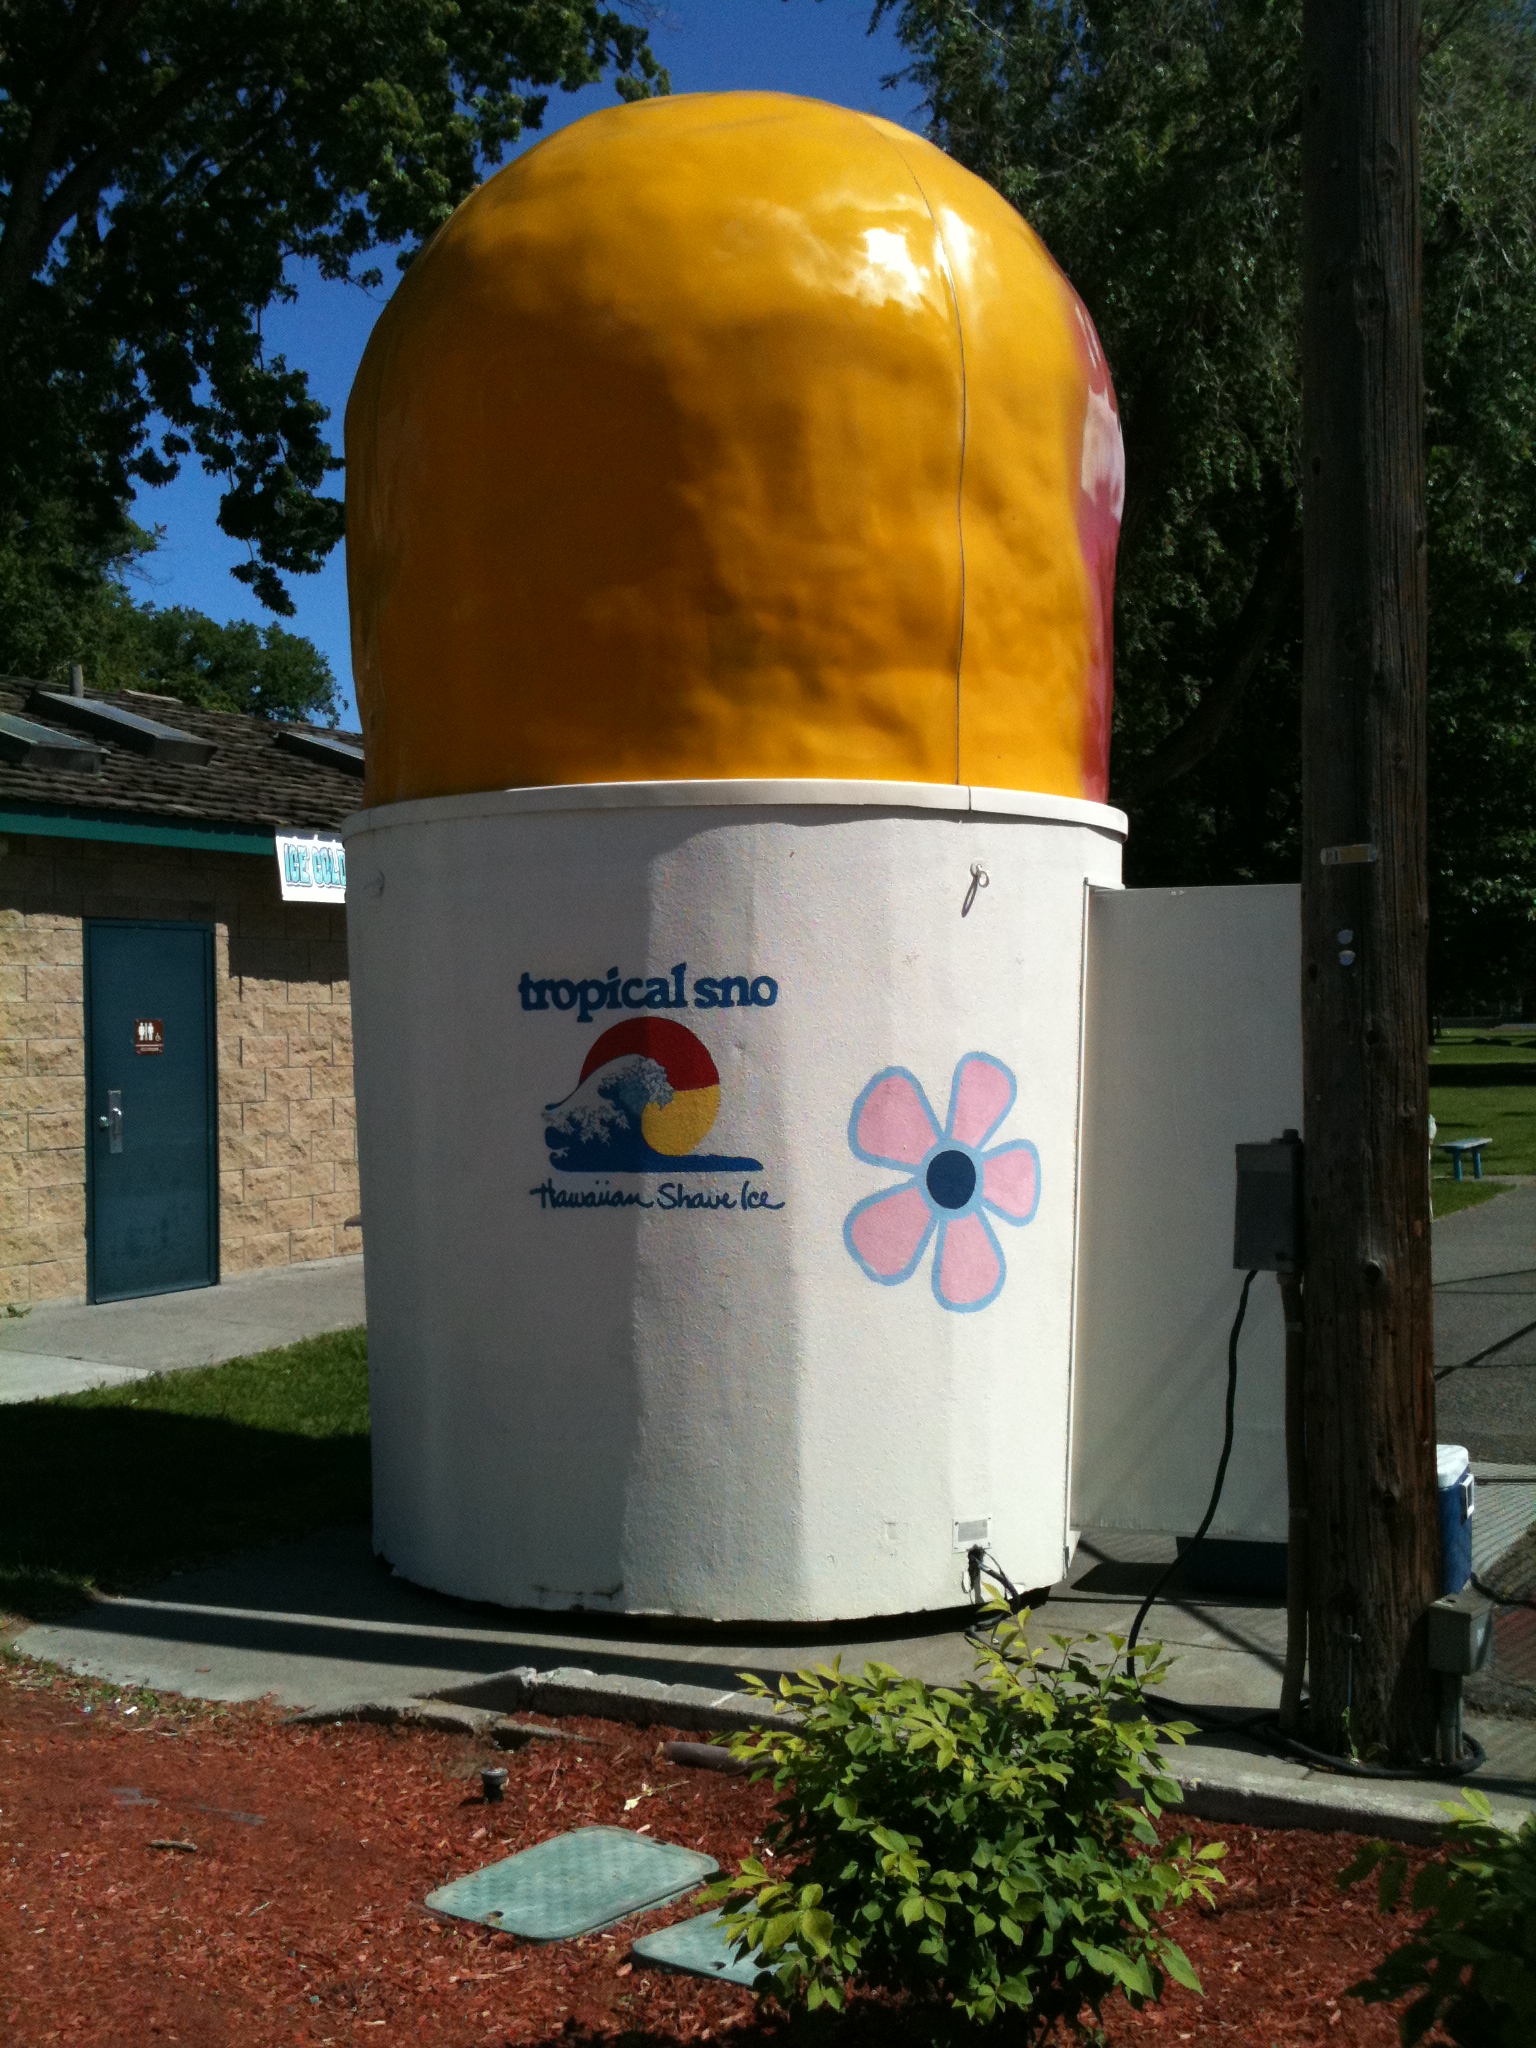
[{"left": 1300, "top": 0, "right": 1438, "bottom": 1760}]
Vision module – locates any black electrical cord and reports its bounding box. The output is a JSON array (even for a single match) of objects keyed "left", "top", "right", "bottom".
[
  {"left": 1124, "top": 1269, "right": 1256, "bottom": 1674},
  {"left": 1280, "top": 1726, "right": 1487, "bottom": 1780},
  {"left": 964, "top": 1263, "right": 1487, "bottom": 1782},
  {"left": 1134, "top": 1690, "right": 1487, "bottom": 1780},
  {"left": 961, "top": 1545, "right": 1050, "bottom": 1646},
  {"left": 962, "top": 1277, "right": 1256, "bottom": 1670}
]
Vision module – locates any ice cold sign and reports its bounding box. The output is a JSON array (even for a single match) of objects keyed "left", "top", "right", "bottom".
[{"left": 276, "top": 832, "right": 347, "bottom": 904}]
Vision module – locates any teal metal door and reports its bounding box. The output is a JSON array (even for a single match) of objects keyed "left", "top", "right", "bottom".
[{"left": 85, "top": 921, "right": 218, "bottom": 1302}]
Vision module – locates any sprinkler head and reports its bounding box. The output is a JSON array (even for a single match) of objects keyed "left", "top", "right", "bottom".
[{"left": 481, "top": 1767, "right": 509, "bottom": 1803}]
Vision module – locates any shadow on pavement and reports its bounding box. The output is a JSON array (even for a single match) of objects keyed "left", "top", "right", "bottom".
[
  {"left": 0, "top": 1402, "right": 369, "bottom": 1621},
  {"left": 45, "top": 1592, "right": 777, "bottom": 1697}
]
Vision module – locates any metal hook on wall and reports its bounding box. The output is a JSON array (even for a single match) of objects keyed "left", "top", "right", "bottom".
[{"left": 961, "top": 861, "right": 990, "bottom": 918}]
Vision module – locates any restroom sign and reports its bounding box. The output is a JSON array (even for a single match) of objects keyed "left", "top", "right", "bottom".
[
  {"left": 134, "top": 1018, "right": 164, "bottom": 1055},
  {"left": 276, "top": 831, "right": 347, "bottom": 904}
]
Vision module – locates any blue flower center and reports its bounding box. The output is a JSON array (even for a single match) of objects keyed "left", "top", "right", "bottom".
[{"left": 925, "top": 1149, "right": 977, "bottom": 1211}]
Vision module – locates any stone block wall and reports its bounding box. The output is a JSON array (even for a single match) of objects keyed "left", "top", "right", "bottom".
[
  {"left": 0, "top": 902, "right": 87, "bottom": 1304},
  {"left": 0, "top": 831, "right": 359, "bottom": 1305}
]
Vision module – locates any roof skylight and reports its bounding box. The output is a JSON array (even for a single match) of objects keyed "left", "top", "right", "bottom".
[
  {"left": 0, "top": 712, "right": 103, "bottom": 773},
  {"left": 31, "top": 691, "right": 215, "bottom": 766},
  {"left": 275, "top": 729, "right": 365, "bottom": 775}
]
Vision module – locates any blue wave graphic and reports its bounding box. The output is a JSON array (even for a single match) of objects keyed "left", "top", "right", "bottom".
[{"left": 544, "top": 1056, "right": 762, "bottom": 1176}]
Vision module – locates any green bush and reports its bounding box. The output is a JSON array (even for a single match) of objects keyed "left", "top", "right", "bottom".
[
  {"left": 1341, "top": 1790, "right": 1536, "bottom": 2046},
  {"left": 704, "top": 1607, "right": 1224, "bottom": 2036}
]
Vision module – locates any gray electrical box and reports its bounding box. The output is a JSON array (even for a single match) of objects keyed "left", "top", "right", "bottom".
[
  {"left": 1234, "top": 1131, "right": 1304, "bottom": 1273},
  {"left": 1426, "top": 1589, "right": 1493, "bottom": 1676}
]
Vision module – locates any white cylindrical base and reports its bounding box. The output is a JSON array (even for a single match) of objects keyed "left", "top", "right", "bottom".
[{"left": 344, "top": 781, "right": 1123, "bottom": 1621}]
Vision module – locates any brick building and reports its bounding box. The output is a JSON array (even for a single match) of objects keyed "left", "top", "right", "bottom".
[{"left": 0, "top": 677, "right": 362, "bottom": 1304}]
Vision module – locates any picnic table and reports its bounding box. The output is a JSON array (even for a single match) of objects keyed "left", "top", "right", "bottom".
[{"left": 1441, "top": 1137, "right": 1492, "bottom": 1181}]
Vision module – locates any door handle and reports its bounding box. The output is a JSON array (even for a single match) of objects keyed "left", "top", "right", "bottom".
[{"left": 100, "top": 1090, "right": 123, "bottom": 1153}]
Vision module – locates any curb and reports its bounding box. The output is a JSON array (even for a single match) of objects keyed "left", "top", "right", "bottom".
[
  {"left": 164, "top": 1652, "right": 1536, "bottom": 1844},
  {"left": 284, "top": 1700, "right": 602, "bottom": 1747},
  {"left": 422, "top": 1669, "right": 1533, "bottom": 1842},
  {"left": 292, "top": 1682, "right": 1506, "bottom": 1844},
  {"left": 430, "top": 1664, "right": 785, "bottom": 1734},
  {"left": 1170, "top": 1765, "right": 1469, "bottom": 1846},
  {"left": 285, "top": 1700, "right": 497, "bottom": 1738}
]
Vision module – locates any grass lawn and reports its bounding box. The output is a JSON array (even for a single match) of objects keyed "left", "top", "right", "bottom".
[
  {"left": 1431, "top": 1175, "right": 1506, "bottom": 1218},
  {"left": 1429, "top": 1039, "right": 1536, "bottom": 1210},
  {"left": 1430, "top": 1026, "right": 1536, "bottom": 1064},
  {"left": 1430, "top": 1081, "right": 1536, "bottom": 1177},
  {"left": 1433, "top": 1032, "right": 1536, "bottom": 1064},
  {"left": 0, "top": 1326, "right": 368, "bottom": 1625}
]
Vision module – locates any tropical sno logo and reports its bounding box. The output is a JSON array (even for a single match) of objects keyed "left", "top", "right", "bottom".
[
  {"left": 543, "top": 1018, "right": 763, "bottom": 1175},
  {"left": 520, "top": 963, "right": 777, "bottom": 1025},
  {"left": 843, "top": 1053, "right": 1040, "bottom": 1313}
]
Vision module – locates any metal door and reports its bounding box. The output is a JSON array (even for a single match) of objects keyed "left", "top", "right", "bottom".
[{"left": 85, "top": 920, "right": 218, "bottom": 1302}]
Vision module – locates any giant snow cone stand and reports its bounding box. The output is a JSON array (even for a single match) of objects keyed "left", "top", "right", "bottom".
[{"left": 342, "top": 93, "right": 1308, "bottom": 1627}]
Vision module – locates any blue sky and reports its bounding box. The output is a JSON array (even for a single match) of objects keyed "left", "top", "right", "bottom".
[{"left": 126, "top": 1, "right": 919, "bottom": 728}]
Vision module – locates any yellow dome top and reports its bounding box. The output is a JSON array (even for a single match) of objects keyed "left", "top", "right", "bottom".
[{"left": 345, "top": 91, "right": 1123, "bottom": 808}]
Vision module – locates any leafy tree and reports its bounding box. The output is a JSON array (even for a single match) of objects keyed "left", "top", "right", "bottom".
[
  {"left": 0, "top": 515, "right": 338, "bottom": 721},
  {"left": 1418, "top": 13, "right": 1536, "bottom": 1008},
  {"left": 879, "top": 1, "right": 1536, "bottom": 1010},
  {"left": 0, "top": 495, "right": 145, "bottom": 688},
  {"left": 0, "top": 1, "right": 667, "bottom": 616},
  {"left": 113, "top": 605, "right": 340, "bottom": 723}
]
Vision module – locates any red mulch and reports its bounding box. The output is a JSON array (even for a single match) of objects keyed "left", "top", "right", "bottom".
[{"left": 0, "top": 1658, "right": 1432, "bottom": 2047}]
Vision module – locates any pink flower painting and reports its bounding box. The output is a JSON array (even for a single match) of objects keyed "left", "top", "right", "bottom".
[{"left": 843, "top": 1053, "right": 1041, "bottom": 1314}]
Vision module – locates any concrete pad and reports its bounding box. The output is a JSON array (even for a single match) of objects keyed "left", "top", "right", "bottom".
[
  {"left": 0, "top": 1355, "right": 150, "bottom": 1405},
  {"left": 13, "top": 1519, "right": 1536, "bottom": 1839},
  {"left": 1473, "top": 1474, "right": 1536, "bottom": 1566},
  {"left": 1440, "top": 1368, "right": 1536, "bottom": 1468},
  {"left": 21, "top": 1497, "right": 1533, "bottom": 1725},
  {"left": 1434, "top": 1186, "right": 1536, "bottom": 1460},
  {"left": 16, "top": 1555, "right": 1291, "bottom": 1739},
  {"left": 1433, "top": 1181, "right": 1536, "bottom": 1287},
  {"left": 0, "top": 1255, "right": 364, "bottom": 1382},
  {"left": 11, "top": 1526, "right": 984, "bottom": 1716},
  {"left": 10, "top": 1520, "right": 1296, "bottom": 1721}
]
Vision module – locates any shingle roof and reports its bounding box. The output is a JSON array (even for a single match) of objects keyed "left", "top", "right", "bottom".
[{"left": 0, "top": 677, "right": 362, "bottom": 833}]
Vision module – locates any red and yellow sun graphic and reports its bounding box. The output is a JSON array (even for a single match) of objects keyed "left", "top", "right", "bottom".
[{"left": 576, "top": 1018, "right": 721, "bottom": 1156}]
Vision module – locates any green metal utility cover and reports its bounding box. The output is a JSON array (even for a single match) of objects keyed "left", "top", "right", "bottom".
[
  {"left": 633, "top": 1909, "right": 773, "bottom": 1988},
  {"left": 425, "top": 1827, "right": 718, "bottom": 1940}
]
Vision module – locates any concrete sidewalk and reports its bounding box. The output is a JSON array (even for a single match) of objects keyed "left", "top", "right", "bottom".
[
  {"left": 10, "top": 1199, "right": 1536, "bottom": 1837},
  {"left": 1435, "top": 1183, "right": 1536, "bottom": 1462},
  {"left": 16, "top": 1475, "right": 1536, "bottom": 1843},
  {"left": 0, "top": 1254, "right": 365, "bottom": 1403}
]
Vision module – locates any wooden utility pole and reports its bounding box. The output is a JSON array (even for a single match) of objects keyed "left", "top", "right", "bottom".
[{"left": 1300, "top": 1, "right": 1438, "bottom": 1760}]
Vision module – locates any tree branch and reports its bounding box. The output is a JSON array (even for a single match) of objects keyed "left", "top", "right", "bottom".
[
  {"left": 0, "top": 0, "right": 152, "bottom": 307},
  {"left": 1422, "top": 0, "right": 1480, "bottom": 63},
  {"left": 14, "top": 66, "right": 215, "bottom": 296},
  {"left": 1124, "top": 499, "right": 1302, "bottom": 798},
  {"left": 1117, "top": 368, "right": 1171, "bottom": 567}
]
